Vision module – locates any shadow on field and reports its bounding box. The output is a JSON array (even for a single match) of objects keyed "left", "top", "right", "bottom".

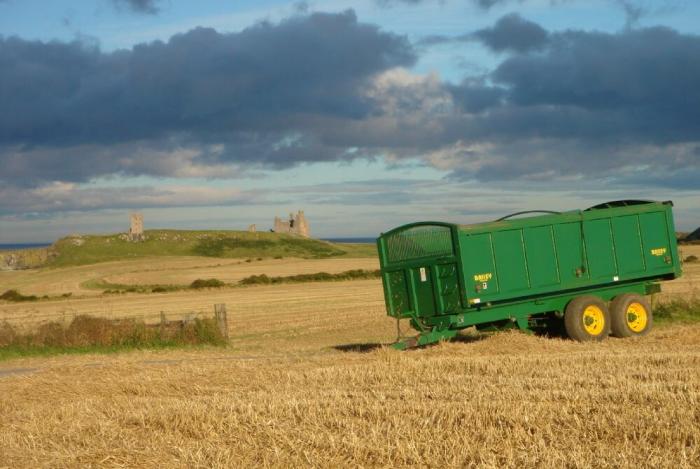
[
  {"left": 451, "top": 333, "right": 488, "bottom": 345},
  {"left": 333, "top": 333, "right": 488, "bottom": 352},
  {"left": 333, "top": 343, "right": 385, "bottom": 353}
]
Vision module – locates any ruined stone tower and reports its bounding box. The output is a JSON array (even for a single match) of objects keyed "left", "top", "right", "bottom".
[
  {"left": 128, "top": 213, "right": 145, "bottom": 242},
  {"left": 295, "top": 211, "right": 309, "bottom": 237},
  {"left": 273, "top": 210, "right": 310, "bottom": 237}
]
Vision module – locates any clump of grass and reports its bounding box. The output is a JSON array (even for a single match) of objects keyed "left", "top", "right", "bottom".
[
  {"left": 239, "top": 269, "right": 380, "bottom": 286},
  {"left": 189, "top": 278, "right": 225, "bottom": 289},
  {"left": 654, "top": 299, "right": 700, "bottom": 324},
  {"left": 0, "top": 289, "right": 39, "bottom": 302},
  {"left": 0, "top": 314, "right": 227, "bottom": 359},
  {"left": 91, "top": 278, "right": 219, "bottom": 294},
  {"left": 684, "top": 254, "right": 698, "bottom": 263}
]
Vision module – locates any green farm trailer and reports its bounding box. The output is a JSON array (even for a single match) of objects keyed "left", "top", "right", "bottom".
[{"left": 376, "top": 200, "right": 682, "bottom": 349}]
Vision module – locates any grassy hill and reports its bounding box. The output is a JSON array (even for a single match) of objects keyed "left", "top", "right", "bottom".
[{"left": 44, "top": 230, "right": 375, "bottom": 267}]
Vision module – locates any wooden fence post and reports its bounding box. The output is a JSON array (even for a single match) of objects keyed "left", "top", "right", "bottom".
[
  {"left": 214, "top": 303, "right": 229, "bottom": 340},
  {"left": 159, "top": 311, "right": 166, "bottom": 338}
]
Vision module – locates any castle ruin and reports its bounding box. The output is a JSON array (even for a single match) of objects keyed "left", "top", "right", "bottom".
[
  {"left": 273, "top": 210, "right": 310, "bottom": 238},
  {"left": 128, "top": 213, "right": 145, "bottom": 242}
]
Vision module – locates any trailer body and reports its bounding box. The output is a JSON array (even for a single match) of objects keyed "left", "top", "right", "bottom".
[{"left": 376, "top": 201, "right": 681, "bottom": 347}]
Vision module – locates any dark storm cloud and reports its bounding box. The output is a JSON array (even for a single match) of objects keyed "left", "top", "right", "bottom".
[
  {"left": 0, "top": 11, "right": 415, "bottom": 184},
  {"left": 1, "top": 11, "right": 414, "bottom": 146},
  {"left": 3, "top": 8, "right": 700, "bottom": 218},
  {"left": 371, "top": 16, "right": 700, "bottom": 161},
  {"left": 429, "top": 19, "right": 700, "bottom": 140},
  {"left": 488, "top": 26, "right": 700, "bottom": 142},
  {"left": 112, "top": 0, "right": 161, "bottom": 14},
  {"left": 417, "top": 13, "right": 549, "bottom": 53},
  {"left": 407, "top": 16, "right": 700, "bottom": 186},
  {"left": 473, "top": 13, "right": 549, "bottom": 52},
  {"left": 447, "top": 78, "right": 505, "bottom": 113}
]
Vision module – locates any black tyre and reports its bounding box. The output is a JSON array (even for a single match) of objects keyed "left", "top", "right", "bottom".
[
  {"left": 564, "top": 295, "right": 610, "bottom": 342},
  {"left": 610, "top": 293, "right": 652, "bottom": 338}
]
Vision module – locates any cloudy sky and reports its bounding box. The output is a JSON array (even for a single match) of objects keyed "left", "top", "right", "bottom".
[{"left": 1, "top": 0, "right": 699, "bottom": 242}]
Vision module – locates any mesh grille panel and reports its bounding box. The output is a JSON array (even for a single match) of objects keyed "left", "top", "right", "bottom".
[{"left": 385, "top": 225, "right": 453, "bottom": 263}]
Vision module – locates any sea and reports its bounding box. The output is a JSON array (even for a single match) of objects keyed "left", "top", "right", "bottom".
[
  {"left": 0, "top": 243, "right": 52, "bottom": 251},
  {"left": 322, "top": 237, "right": 375, "bottom": 244}
]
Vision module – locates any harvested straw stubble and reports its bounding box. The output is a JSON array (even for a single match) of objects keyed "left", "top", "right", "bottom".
[
  {"left": 0, "top": 251, "right": 699, "bottom": 467},
  {"left": 0, "top": 326, "right": 699, "bottom": 467}
]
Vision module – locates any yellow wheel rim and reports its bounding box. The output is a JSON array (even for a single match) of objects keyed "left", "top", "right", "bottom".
[
  {"left": 626, "top": 302, "right": 648, "bottom": 333},
  {"left": 582, "top": 305, "right": 605, "bottom": 336}
]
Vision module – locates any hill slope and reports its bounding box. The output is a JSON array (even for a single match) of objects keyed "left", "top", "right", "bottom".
[{"left": 44, "top": 230, "right": 374, "bottom": 267}]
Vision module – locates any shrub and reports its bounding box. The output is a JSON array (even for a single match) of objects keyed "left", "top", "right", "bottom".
[
  {"left": 654, "top": 299, "right": 700, "bottom": 323},
  {"left": 190, "top": 278, "right": 225, "bottom": 289},
  {"left": 32, "top": 321, "right": 67, "bottom": 346},
  {"left": 239, "top": 274, "right": 272, "bottom": 285},
  {"left": 239, "top": 269, "right": 380, "bottom": 286},
  {"left": 0, "top": 322, "right": 17, "bottom": 347},
  {"left": 0, "top": 289, "right": 39, "bottom": 302},
  {"left": 0, "top": 314, "right": 227, "bottom": 355}
]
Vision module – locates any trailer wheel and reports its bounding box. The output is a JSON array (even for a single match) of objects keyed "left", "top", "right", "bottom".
[
  {"left": 610, "top": 293, "right": 652, "bottom": 338},
  {"left": 564, "top": 296, "right": 610, "bottom": 342}
]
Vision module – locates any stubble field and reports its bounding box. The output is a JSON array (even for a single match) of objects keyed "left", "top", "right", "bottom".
[
  {"left": 0, "top": 255, "right": 380, "bottom": 298},
  {"left": 0, "top": 246, "right": 699, "bottom": 467}
]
